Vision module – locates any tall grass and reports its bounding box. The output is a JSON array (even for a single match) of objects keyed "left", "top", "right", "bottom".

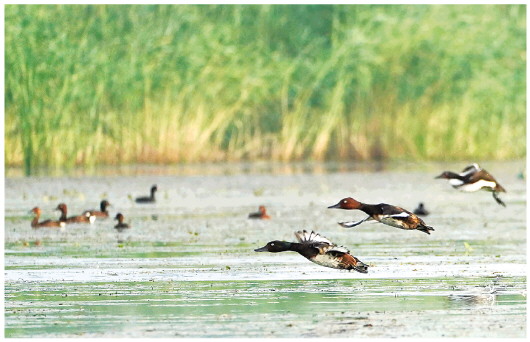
[{"left": 5, "top": 5, "right": 526, "bottom": 174}]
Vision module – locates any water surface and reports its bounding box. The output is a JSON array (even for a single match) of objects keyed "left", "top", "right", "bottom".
[{"left": 4, "top": 161, "right": 526, "bottom": 337}]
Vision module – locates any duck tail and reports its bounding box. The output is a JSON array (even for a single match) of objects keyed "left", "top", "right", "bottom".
[{"left": 418, "top": 225, "right": 435, "bottom": 235}]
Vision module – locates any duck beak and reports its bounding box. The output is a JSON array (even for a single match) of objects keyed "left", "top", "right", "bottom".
[
  {"left": 434, "top": 173, "right": 444, "bottom": 179},
  {"left": 354, "top": 265, "right": 369, "bottom": 274},
  {"left": 254, "top": 245, "right": 268, "bottom": 252},
  {"left": 328, "top": 202, "right": 341, "bottom": 209}
]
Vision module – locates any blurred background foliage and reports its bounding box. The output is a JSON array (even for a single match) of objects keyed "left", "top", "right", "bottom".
[{"left": 5, "top": 4, "right": 526, "bottom": 174}]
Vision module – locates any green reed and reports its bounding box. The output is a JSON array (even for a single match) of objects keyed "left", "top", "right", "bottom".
[{"left": 5, "top": 5, "right": 526, "bottom": 174}]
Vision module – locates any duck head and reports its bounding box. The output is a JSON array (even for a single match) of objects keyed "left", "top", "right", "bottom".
[
  {"left": 254, "top": 241, "right": 291, "bottom": 253},
  {"left": 29, "top": 207, "right": 41, "bottom": 215},
  {"left": 100, "top": 200, "right": 111, "bottom": 211},
  {"left": 328, "top": 197, "right": 362, "bottom": 210},
  {"left": 114, "top": 213, "right": 124, "bottom": 223},
  {"left": 435, "top": 171, "right": 452, "bottom": 179},
  {"left": 56, "top": 203, "right": 67, "bottom": 213}
]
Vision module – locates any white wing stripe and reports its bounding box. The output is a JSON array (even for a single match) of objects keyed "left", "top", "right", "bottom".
[{"left": 388, "top": 212, "right": 410, "bottom": 218}]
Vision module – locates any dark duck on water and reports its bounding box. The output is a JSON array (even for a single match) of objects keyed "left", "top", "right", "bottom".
[
  {"left": 413, "top": 202, "right": 429, "bottom": 216},
  {"left": 328, "top": 197, "right": 434, "bottom": 234},
  {"left": 135, "top": 185, "right": 157, "bottom": 203}
]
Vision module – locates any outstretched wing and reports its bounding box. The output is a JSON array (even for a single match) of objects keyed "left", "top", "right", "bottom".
[
  {"left": 295, "top": 230, "right": 333, "bottom": 245},
  {"left": 294, "top": 230, "right": 347, "bottom": 254},
  {"left": 460, "top": 163, "right": 481, "bottom": 176},
  {"left": 338, "top": 216, "right": 373, "bottom": 228},
  {"left": 325, "top": 244, "right": 350, "bottom": 255}
]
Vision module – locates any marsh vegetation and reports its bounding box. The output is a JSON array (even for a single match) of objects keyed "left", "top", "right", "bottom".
[{"left": 5, "top": 5, "right": 526, "bottom": 174}]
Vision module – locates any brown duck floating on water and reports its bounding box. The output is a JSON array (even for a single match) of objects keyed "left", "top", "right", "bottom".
[
  {"left": 435, "top": 163, "right": 507, "bottom": 207},
  {"left": 255, "top": 230, "right": 368, "bottom": 273},
  {"left": 328, "top": 197, "right": 435, "bottom": 235},
  {"left": 248, "top": 205, "right": 271, "bottom": 220},
  {"left": 84, "top": 200, "right": 111, "bottom": 218},
  {"left": 30, "top": 207, "right": 65, "bottom": 228},
  {"left": 56, "top": 203, "right": 96, "bottom": 224}
]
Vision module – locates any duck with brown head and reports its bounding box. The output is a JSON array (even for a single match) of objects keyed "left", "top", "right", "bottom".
[
  {"left": 248, "top": 205, "right": 271, "bottom": 219},
  {"left": 114, "top": 213, "right": 130, "bottom": 232},
  {"left": 56, "top": 203, "right": 96, "bottom": 224},
  {"left": 328, "top": 197, "right": 434, "bottom": 234},
  {"left": 30, "top": 207, "right": 65, "bottom": 228}
]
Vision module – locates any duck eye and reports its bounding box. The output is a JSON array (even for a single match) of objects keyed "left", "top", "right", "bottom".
[
  {"left": 343, "top": 200, "right": 347, "bottom": 204},
  {"left": 270, "top": 243, "right": 275, "bottom": 246}
]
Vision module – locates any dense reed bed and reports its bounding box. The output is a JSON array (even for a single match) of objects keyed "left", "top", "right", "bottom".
[{"left": 5, "top": 5, "right": 526, "bottom": 174}]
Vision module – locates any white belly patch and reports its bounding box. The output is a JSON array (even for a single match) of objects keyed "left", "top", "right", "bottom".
[
  {"left": 310, "top": 254, "right": 341, "bottom": 268},
  {"left": 449, "top": 178, "right": 464, "bottom": 187},
  {"left": 457, "top": 180, "right": 496, "bottom": 192}
]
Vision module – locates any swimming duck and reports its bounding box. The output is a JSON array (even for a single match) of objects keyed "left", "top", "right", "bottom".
[
  {"left": 328, "top": 197, "right": 434, "bottom": 234},
  {"left": 135, "top": 185, "right": 157, "bottom": 203},
  {"left": 114, "top": 213, "right": 130, "bottom": 232},
  {"left": 413, "top": 202, "right": 430, "bottom": 216},
  {"left": 435, "top": 163, "right": 506, "bottom": 206},
  {"left": 248, "top": 205, "right": 271, "bottom": 219},
  {"left": 30, "top": 207, "right": 65, "bottom": 228},
  {"left": 254, "top": 230, "right": 368, "bottom": 273},
  {"left": 84, "top": 200, "right": 111, "bottom": 218},
  {"left": 56, "top": 203, "right": 96, "bottom": 224}
]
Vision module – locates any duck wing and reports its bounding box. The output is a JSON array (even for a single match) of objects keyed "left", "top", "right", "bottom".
[
  {"left": 460, "top": 163, "right": 481, "bottom": 175},
  {"left": 379, "top": 204, "right": 413, "bottom": 218},
  {"left": 466, "top": 168, "right": 496, "bottom": 183},
  {"left": 338, "top": 216, "right": 373, "bottom": 228},
  {"left": 294, "top": 230, "right": 347, "bottom": 254},
  {"left": 295, "top": 230, "right": 333, "bottom": 245}
]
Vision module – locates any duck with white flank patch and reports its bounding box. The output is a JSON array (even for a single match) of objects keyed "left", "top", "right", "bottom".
[
  {"left": 57, "top": 203, "right": 96, "bottom": 224},
  {"left": 328, "top": 197, "right": 435, "bottom": 234},
  {"left": 84, "top": 200, "right": 111, "bottom": 218},
  {"left": 435, "top": 163, "right": 507, "bottom": 206},
  {"left": 254, "top": 230, "right": 368, "bottom": 273}
]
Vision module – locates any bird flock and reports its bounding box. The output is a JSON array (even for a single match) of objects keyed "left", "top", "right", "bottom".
[
  {"left": 30, "top": 185, "right": 158, "bottom": 230},
  {"left": 29, "top": 163, "right": 507, "bottom": 274},
  {"left": 254, "top": 163, "right": 507, "bottom": 273}
]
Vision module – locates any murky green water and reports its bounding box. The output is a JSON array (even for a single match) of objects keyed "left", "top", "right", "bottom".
[{"left": 4, "top": 161, "right": 526, "bottom": 337}]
